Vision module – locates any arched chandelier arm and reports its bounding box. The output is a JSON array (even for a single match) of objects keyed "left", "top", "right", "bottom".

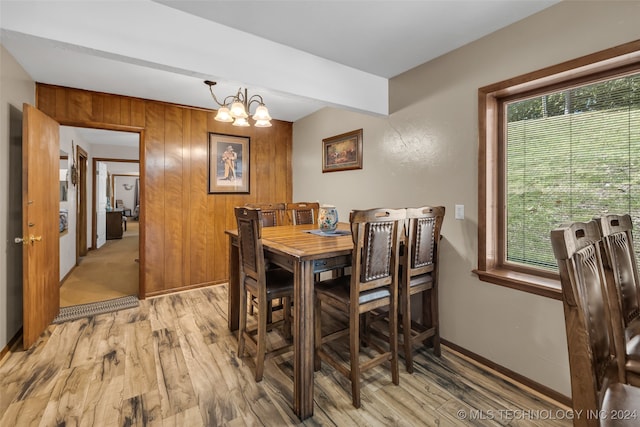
[{"left": 205, "top": 80, "right": 231, "bottom": 107}]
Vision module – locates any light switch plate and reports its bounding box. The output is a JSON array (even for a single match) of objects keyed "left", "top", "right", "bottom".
[{"left": 455, "top": 204, "right": 464, "bottom": 220}]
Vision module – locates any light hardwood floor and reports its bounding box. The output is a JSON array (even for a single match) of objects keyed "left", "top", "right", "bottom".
[{"left": 0, "top": 285, "right": 571, "bottom": 426}]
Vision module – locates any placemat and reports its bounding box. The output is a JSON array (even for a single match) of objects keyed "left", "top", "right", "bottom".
[{"left": 304, "top": 229, "right": 351, "bottom": 237}]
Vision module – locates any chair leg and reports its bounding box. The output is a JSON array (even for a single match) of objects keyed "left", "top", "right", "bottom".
[
  {"left": 238, "top": 284, "right": 248, "bottom": 358},
  {"left": 403, "top": 290, "right": 414, "bottom": 373},
  {"left": 255, "top": 294, "right": 268, "bottom": 382},
  {"left": 350, "top": 310, "right": 361, "bottom": 408},
  {"left": 314, "top": 297, "right": 322, "bottom": 371},
  {"left": 266, "top": 300, "right": 273, "bottom": 324},
  {"left": 283, "top": 296, "right": 292, "bottom": 340},
  {"left": 390, "top": 292, "right": 399, "bottom": 385},
  {"left": 428, "top": 288, "right": 441, "bottom": 357}
]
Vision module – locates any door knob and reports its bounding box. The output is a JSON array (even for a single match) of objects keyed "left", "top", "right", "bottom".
[
  {"left": 14, "top": 237, "right": 27, "bottom": 245},
  {"left": 30, "top": 235, "right": 42, "bottom": 243}
]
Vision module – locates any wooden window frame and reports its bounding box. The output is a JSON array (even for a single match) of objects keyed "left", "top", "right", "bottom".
[{"left": 475, "top": 40, "right": 640, "bottom": 300}]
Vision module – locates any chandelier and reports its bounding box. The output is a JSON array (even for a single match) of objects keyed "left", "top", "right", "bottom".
[{"left": 204, "top": 80, "right": 272, "bottom": 127}]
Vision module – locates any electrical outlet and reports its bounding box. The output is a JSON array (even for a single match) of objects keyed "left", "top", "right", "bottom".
[{"left": 455, "top": 204, "right": 464, "bottom": 220}]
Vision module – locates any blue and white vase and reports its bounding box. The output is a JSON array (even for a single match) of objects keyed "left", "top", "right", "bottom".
[{"left": 318, "top": 205, "right": 338, "bottom": 233}]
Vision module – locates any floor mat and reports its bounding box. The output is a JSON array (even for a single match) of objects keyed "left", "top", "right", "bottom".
[{"left": 54, "top": 295, "right": 139, "bottom": 323}]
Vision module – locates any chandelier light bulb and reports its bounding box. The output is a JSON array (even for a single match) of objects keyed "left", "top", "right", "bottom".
[
  {"left": 214, "top": 106, "right": 234, "bottom": 123},
  {"left": 254, "top": 119, "right": 272, "bottom": 128},
  {"left": 233, "top": 117, "right": 250, "bottom": 127},
  {"left": 230, "top": 101, "right": 248, "bottom": 118},
  {"left": 252, "top": 104, "right": 272, "bottom": 121}
]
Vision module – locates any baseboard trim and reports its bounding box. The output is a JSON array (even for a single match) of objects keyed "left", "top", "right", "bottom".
[
  {"left": 145, "top": 280, "right": 222, "bottom": 298},
  {"left": 0, "top": 327, "right": 23, "bottom": 366},
  {"left": 441, "top": 339, "right": 571, "bottom": 408}
]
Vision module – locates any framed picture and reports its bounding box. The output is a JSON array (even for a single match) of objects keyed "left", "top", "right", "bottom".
[
  {"left": 208, "top": 133, "right": 250, "bottom": 194},
  {"left": 322, "top": 128, "right": 363, "bottom": 173}
]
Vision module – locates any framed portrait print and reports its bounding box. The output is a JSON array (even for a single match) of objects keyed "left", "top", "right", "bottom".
[
  {"left": 208, "top": 133, "right": 250, "bottom": 194},
  {"left": 322, "top": 128, "right": 363, "bottom": 173}
]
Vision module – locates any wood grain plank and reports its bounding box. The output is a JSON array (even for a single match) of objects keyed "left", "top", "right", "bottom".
[
  {"left": 80, "top": 374, "right": 124, "bottom": 427},
  {"left": 123, "top": 320, "right": 157, "bottom": 399},
  {"left": 120, "top": 98, "right": 132, "bottom": 126},
  {"left": 54, "top": 86, "right": 68, "bottom": 120},
  {"left": 119, "top": 390, "right": 163, "bottom": 427},
  {"left": 143, "top": 101, "right": 165, "bottom": 293},
  {"left": 181, "top": 109, "right": 192, "bottom": 287},
  {"left": 188, "top": 110, "right": 208, "bottom": 285},
  {"left": 131, "top": 98, "right": 146, "bottom": 128},
  {"left": 102, "top": 95, "right": 122, "bottom": 125},
  {"left": 163, "top": 105, "right": 184, "bottom": 289},
  {"left": 67, "top": 89, "right": 92, "bottom": 123},
  {"left": 90, "top": 93, "right": 104, "bottom": 122},
  {"left": 35, "top": 84, "right": 57, "bottom": 118},
  {"left": 38, "top": 365, "right": 94, "bottom": 425},
  {"left": 152, "top": 328, "right": 197, "bottom": 418}
]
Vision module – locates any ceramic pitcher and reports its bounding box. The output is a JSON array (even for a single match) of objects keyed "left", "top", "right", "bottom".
[{"left": 318, "top": 205, "right": 338, "bottom": 232}]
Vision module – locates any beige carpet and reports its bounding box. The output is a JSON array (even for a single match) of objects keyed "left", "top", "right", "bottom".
[{"left": 60, "top": 220, "right": 139, "bottom": 307}]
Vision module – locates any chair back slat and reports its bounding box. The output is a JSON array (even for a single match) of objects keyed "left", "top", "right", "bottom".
[
  {"left": 351, "top": 208, "right": 405, "bottom": 290},
  {"left": 597, "top": 214, "right": 640, "bottom": 326},
  {"left": 235, "top": 207, "right": 266, "bottom": 283},
  {"left": 244, "top": 203, "right": 286, "bottom": 227},
  {"left": 286, "top": 202, "right": 320, "bottom": 225},
  {"left": 406, "top": 206, "right": 445, "bottom": 275},
  {"left": 361, "top": 221, "right": 394, "bottom": 283}
]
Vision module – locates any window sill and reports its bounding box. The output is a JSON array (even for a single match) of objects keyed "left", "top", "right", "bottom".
[{"left": 473, "top": 268, "right": 562, "bottom": 300}]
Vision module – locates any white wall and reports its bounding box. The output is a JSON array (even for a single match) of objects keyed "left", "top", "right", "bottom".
[
  {"left": 0, "top": 44, "right": 35, "bottom": 350},
  {"left": 292, "top": 1, "right": 640, "bottom": 398},
  {"left": 59, "top": 127, "right": 78, "bottom": 280},
  {"left": 113, "top": 175, "right": 139, "bottom": 213}
]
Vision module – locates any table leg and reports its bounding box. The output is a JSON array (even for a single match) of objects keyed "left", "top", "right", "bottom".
[
  {"left": 228, "top": 235, "right": 240, "bottom": 331},
  {"left": 293, "top": 260, "right": 315, "bottom": 420}
]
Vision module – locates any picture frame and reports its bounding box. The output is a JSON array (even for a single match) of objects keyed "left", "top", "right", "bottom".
[
  {"left": 322, "top": 128, "right": 363, "bottom": 173},
  {"left": 208, "top": 133, "right": 250, "bottom": 194}
]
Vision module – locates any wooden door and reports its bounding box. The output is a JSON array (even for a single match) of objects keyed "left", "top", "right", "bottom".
[{"left": 22, "top": 104, "right": 60, "bottom": 349}]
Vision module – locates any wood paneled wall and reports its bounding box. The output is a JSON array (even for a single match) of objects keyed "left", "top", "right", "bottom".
[{"left": 37, "top": 84, "right": 293, "bottom": 296}]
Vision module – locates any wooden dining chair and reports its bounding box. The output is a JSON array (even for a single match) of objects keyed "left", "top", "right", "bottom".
[
  {"left": 243, "top": 203, "right": 286, "bottom": 317},
  {"left": 595, "top": 214, "right": 640, "bottom": 386},
  {"left": 551, "top": 220, "right": 640, "bottom": 427},
  {"left": 286, "top": 202, "right": 320, "bottom": 225},
  {"left": 314, "top": 207, "right": 405, "bottom": 408},
  {"left": 399, "top": 206, "right": 445, "bottom": 373},
  {"left": 244, "top": 202, "right": 286, "bottom": 227},
  {"left": 235, "top": 207, "right": 294, "bottom": 382}
]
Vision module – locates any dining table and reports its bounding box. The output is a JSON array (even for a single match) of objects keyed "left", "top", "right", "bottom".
[{"left": 225, "top": 222, "right": 353, "bottom": 420}]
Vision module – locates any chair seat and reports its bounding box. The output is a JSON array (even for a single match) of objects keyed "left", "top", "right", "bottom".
[
  {"left": 316, "top": 276, "right": 391, "bottom": 308},
  {"left": 601, "top": 382, "right": 640, "bottom": 426},
  {"left": 265, "top": 269, "right": 295, "bottom": 298},
  {"left": 245, "top": 268, "right": 294, "bottom": 300},
  {"left": 407, "top": 272, "right": 433, "bottom": 292}
]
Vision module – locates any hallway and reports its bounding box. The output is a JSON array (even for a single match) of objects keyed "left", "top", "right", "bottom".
[{"left": 60, "top": 219, "right": 139, "bottom": 307}]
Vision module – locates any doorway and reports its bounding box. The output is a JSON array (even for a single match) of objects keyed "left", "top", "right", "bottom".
[{"left": 58, "top": 127, "right": 142, "bottom": 307}]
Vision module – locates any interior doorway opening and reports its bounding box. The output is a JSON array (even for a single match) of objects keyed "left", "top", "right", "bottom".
[{"left": 58, "top": 126, "right": 142, "bottom": 307}]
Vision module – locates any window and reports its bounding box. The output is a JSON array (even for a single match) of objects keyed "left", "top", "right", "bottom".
[{"left": 476, "top": 41, "right": 640, "bottom": 299}]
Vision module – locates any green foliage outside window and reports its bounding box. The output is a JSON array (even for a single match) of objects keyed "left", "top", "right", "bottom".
[{"left": 505, "top": 73, "right": 640, "bottom": 270}]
